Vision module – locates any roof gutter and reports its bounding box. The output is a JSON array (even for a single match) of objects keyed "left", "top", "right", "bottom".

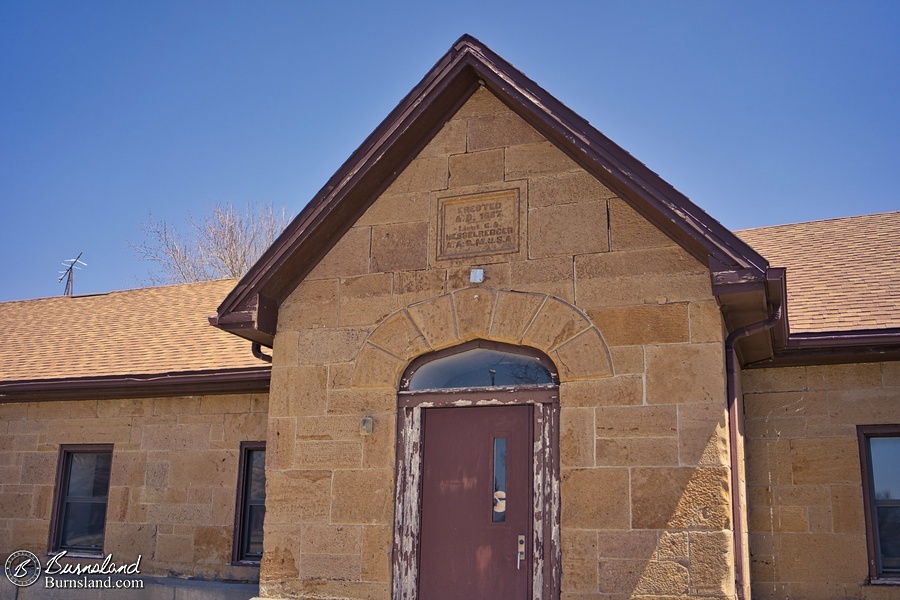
[
  {"left": 724, "top": 302, "right": 783, "bottom": 600},
  {"left": 0, "top": 366, "right": 271, "bottom": 402}
]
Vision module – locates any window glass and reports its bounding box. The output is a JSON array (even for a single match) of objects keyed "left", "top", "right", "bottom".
[
  {"left": 871, "top": 437, "right": 900, "bottom": 575},
  {"left": 235, "top": 443, "right": 266, "bottom": 563},
  {"left": 407, "top": 347, "right": 553, "bottom": 391},
  {"left": 54, "top": 448, "right": 112, "bottom": 553},
  {"left": 492, "top": 438, "right": 507, "bottom": 523}
]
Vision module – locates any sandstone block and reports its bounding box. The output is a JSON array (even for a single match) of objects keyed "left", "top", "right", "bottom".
[
  {"left": 140, "top": 422, "right": 209, "bottom": 452},
  {"left": 488, "top": 291, "right": 545, "bottom": 344},
  {"left": 351, "top": 343, "right": 406, "bottom": 389},
  {"left": 329, "top": 363, "right": 355, "bottom": 390},
  {"left": 597, "top": 559, "right": 643, "bottom": 594},
  {"left": 269, "top": 365, "right": 327, "bottom": 417},
  {"left": 279, "top": 279, "right": 339, "bottom": 331},
  {"left": 339, "top": 273, "right": 395, "bottom": 327},
  {"left": 384, "top": 156, "right": 448, "bottom": 195},
  {"left": 595, "top": 405, "right": 676, "bottom": 438},
  {"left": 260, "top": 525, "right": 302, "bottom": 580},
  {"left": 167, "top": 450, "right": 234, "bottom": 488},
  {"left": 560, "top": 557, "right": 598, "bottom": 593},
  {"left": 608, "top": 197, "right": 677, "bottom": 251},
  {"left": 294, "top": 440, "right": 363, "bottom": 469},
  {"left": 774, "top": 532, "right": 867, "bottom": 583},
  {"left": 408, "top": 295, "right": 459, "bottom": 350},
  {"left": 156, "top": 533, "right": 195, "bottom": 563},
  {"left": 361, "top": 524, "right": 393, "bottom": 582},
  {"left": 356, "top": 191, "right": 431, "bottom": 227},
  {"left": 742, "top": 367, "right": 807, "bottom": 393},
  {"left": 449, "top": 148, "right": 504, "bottom": 188},
  {"left": 883, "top": 361, "right": 900, "bottom": 387},
  {"left": 609, "top": 346, "right": 644, "bottom": 375},
  {"left": 528, "top": 201, "right": 609, "bottom": 259},
  {"left": 745, "top": 439, "right": 793, "bottom": 486},
  {"left": 596, "top": 437, "right": 679, "bottom": 467},
  {"left": 301, "top": 553, "right": 363, "bottom": 580},
  {"left": 560, "top": 468, "right": 630, "bottom": 529},
  {"left": 301, "top": 524, "right": 363, "bottom": 555},
  {"left": 307, "top": 226, "right": 371, "bottom": 280},
  {"left": 265, "top": 469, "right": 332, "bottom": 524},
  {"left": 633, "top": 560, "right": 690, "bottom": 596},
  {"left": 297, "top": 415, "right": 359, "bottom": 441},
  {"left": 789, "top": 437, "right": 860, "bottom": 485},
  {"left": 266, "top": 417, "right": 296, "bottom": 471},
  {"left": 508, "top": 257, "right": 574, "bottom": 302},
  {"left": 688, "top": 531, "right": 733, "bottom": 596},
  {"left": 27, "top": 400, "right": 98, "bottom": 420},
  {"left": 677, "top": 403, "right": 729, "bottom": 467},
  {"left": 467, "top": 111, "right": 544, "bottom": 152},
  {"left": 590, "top": 303, "right": 689, "bottom": 347},
  {"left": 452, "top": 287, "right": 497, "bottom": 341},
  {"left": 523, "top": 297, "right": 590, "bottom": 351},
  {"left": 327, "top": 389, "right": 396, "bottom": 416},
  {"left": 826, "top": 388, "right": 899, "bottom": 424},
  {"left": 419, "top": 118, "right": 467, "bottom": 157},
  {"left": 331, "top": 469, "right": 394, "bottom": 524},
  {"left": 831, "top": 485, "right": 865, "bottom": 533},
  {"left": 367, "top": 310, "right": 430, "bottom": 360},
  {"left": 656, "top": 531, "right": 689, "bottom": 561},
  {"left": 807, "top": 362, "right": 882, "bottom": 390},
  {"left": 296, "top": 328, "right": 369, "bottom": 365},
  {"left": 596, "top": 529, "right": 658, "bottom": 560},
  {"left": 194, "top": 525, "right": 232, "bottom": 565},
  {"left": 560, "top": 407, "right": 594, "bottom": 468},
  {"left": 505, "top": 141, "right": 579, "bottom": 179},
  {"left": 363, "top": 413, "right": 397, "bottom": 469},
  {"left": 453, "top": 87, "right": 508, "bottom": 118},
  {"left": 645, "top": 343, "right": 724, "bottom": 405},
  {"left": 553, "top": 328, "right": 614, "bottom": 381},
  {"left": 689, "top": 300, "right": 724, "bottom": 343},
  {"left": 529, "top": 171, "right": 616, "bottom": 209},
  {"left": 97, "top": 398, "right": 154, "bottom": 418},
  {"left": 561, "top": 527, "right": 598, "bottom": 560},
  {"left": 370, "top": 222, "right": 429, "bottom": 273},
  {"left": 393, "top": 269, "right": 446, "bottom": 307},
  {"left": 743, "top": 390, "right": 826, "bottom": 420},
  {"left": 631, "top": 466, "right": 731, "bottom": 530}
]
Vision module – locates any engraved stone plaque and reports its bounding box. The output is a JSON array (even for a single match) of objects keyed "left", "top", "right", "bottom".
[{"left": 437, "top": 190, "right": 520, "bottom": 260}]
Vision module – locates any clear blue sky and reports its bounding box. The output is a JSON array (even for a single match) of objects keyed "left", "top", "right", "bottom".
[{"left": 1, "top": 1, "right": 898, "bottom": 302}]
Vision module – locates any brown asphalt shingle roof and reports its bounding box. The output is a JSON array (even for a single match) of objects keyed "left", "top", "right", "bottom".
[
  {"left": 737, "top": 212, "right": 900, "bottom": 333},
  {"left": 0, "top": 279, "right": 262, "bottom": 383}
]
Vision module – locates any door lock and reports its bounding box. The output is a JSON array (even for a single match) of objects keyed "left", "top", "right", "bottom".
[{"left": 516, "top": 534, "right": 526, "bottom": 570}]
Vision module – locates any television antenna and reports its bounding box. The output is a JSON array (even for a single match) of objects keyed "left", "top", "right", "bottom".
[{"left": 58, "top": 252, "right": 87, "bottom": 296}]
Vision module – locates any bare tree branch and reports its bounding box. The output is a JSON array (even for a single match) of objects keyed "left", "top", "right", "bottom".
[{"left": 130, "top": 203, "right": 292, "bottom": 285}]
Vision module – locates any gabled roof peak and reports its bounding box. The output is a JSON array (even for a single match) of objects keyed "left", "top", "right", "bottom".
[{"left": 212, "top": 35, "right": 774, "bottom": 347}]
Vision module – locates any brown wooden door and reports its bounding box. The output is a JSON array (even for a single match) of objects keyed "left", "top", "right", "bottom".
[{"left": 418, "top": 404, "right": 532, "bottom": 599}]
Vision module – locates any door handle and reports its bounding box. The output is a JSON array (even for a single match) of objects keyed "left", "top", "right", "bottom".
[{"left": 516, "top": 534, "right": 526, "bottom": 570}]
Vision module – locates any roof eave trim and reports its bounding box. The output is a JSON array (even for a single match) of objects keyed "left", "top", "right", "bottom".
[
  {"left": 0, "top": 366, "right": 271, "bottom": 402},
  {"left": 747, "top": 327, "right": 900, "bottom": 367}
]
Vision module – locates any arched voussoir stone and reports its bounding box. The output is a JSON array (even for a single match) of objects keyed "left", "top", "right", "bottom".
[{"left": 351, "top": 287, "right": 613, "bottom": 388}]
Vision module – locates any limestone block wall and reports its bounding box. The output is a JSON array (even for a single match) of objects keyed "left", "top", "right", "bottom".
[
  {"left": 743, "top": 361, "right": 900, "bottom": 600},
  {"left": 0, "top": 393, "right": 267, "bottom": 581},
  {"left": 266, "top": 87, "right": 734, "bottom": 599}
]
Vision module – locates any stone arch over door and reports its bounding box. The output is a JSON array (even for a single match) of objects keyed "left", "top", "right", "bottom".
[{"left": 350, "top": 287, "right": 614, "bottom": 390}]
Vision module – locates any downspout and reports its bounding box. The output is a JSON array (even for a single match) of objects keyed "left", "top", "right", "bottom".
[
  {"left": 725, "top": 303, "right": 782, "bottom": 600},
  {"left": 252, "top": 342, "right": 273, "bottom": 363}
]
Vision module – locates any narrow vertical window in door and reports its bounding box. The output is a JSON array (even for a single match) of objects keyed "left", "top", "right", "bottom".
[{"left": 493, "top": 437, "right": 507, "bottom": 522}]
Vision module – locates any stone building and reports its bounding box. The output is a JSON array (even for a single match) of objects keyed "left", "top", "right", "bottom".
[{"left": 1, "top": 36, "right": 898, "bottom": 600}]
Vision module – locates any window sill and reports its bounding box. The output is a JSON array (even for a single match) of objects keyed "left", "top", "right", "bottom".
[
  {"left": 868, "top": 578, "right": 900, "bottom": 586},
  {"left": 47, "top": 549, "right": 105, "bottom": 560}
]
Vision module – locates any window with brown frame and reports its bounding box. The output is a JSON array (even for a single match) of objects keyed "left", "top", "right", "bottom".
[
  {"left": 49, "top": 445, "right": 113, "bottom": 555},
  {"left": 858, "top": 425, "right": 900, "bottom": 580},
  {"left": 233, "top": 441, "right": 266, "bottom": 564}
]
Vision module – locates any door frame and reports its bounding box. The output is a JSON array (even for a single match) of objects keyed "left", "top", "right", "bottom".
[{"left": 391, "top": 360, "right": 561, "bottom": 600}]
